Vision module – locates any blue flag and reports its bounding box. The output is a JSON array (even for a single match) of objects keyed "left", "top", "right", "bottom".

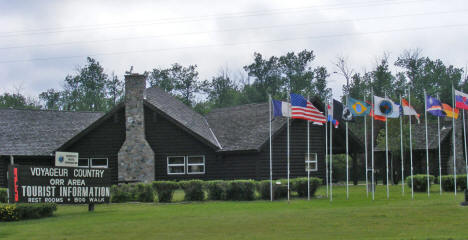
[
  {"left": 272, "top": 99, "right": 291, "bottom": 118},
  {"left": 426, "top": 95, "right": 445, "bottom": 117}
]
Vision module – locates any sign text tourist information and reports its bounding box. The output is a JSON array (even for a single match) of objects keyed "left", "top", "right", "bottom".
[{"left": 8, "top": 165, "right": 111, "bottom": 204}]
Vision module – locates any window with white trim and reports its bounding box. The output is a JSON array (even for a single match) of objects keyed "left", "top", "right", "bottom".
[
  {"left": 167, "top": 155, "right": 206, "bottom": 175},
  {"left": 305, "top": 153, "right": 318, "bottom": 172},
  {"left": 78, "top": 158, "right": 89, "bottom": 168},
  {"left": 167, "top": 156, "right": 185, "bottom": 175},
  {"left": 187, "top": 156, "right": 205, "bottom": 174},
  {"left": 90, "top": 158, "right": 108, "bottom": 168}
]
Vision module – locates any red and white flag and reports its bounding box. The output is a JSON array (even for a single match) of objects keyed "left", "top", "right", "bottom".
[
  {"left": 402, "top": 98, "right": 420, "bottom": 123},
  {"left": 290, "top": 93, "right": 326, "bottom": 124}
]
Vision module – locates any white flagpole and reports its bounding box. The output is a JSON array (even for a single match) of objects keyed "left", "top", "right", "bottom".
[
  {"left": 437, "top": 93, "right": 442, "bottom": 195},
  {"left": 385, "top": 93, "right": 389, "bottom": 199},
  {"left": 307, "top": 96, "right": 311, "bottom": 201},
  {"left": 452, "top": 85, "right": 457, "bottom": 196},
  {"left": 269, "top": 94, "right": 273, "bottom": 201},
  {"left": 463, "top": 109, "right": 468, "bottom": 191},
  {"left": 330, "top": 98, "right": 334, "bottom": 202},
  {"left": 409, "top": 89, "right": 414, "bottom": 199},
  {"left": 325, "top": 98, "right": 329, "bottom": 198},
  {"left": 424, "top": 90, "right": 430, "bottom": 197},
  {"left": 364, "top": 96, "right": 369, "bottom": 198},
  {"left": 371, "top": 91, "right": 375, "bottom": 200},
  {"left": 400, "top": 95, "right": 405, "bottom": 196},
  {"left": 287, "top": 99, "right": 291, "bottom": 203},
  {"left": 464, "top": 69, "right": 468, "bottom": 191},
  {"left": 346, "top": 96, "right": 349, "bottom": 200}
]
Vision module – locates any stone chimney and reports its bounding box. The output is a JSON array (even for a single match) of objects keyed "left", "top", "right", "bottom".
[{"left": 118, "top": 73, "right": 155, "bottom": 183}]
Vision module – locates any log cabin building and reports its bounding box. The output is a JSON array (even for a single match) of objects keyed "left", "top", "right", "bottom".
[{"left": 0, "top": 74, "right": 364, "bottom": 186}]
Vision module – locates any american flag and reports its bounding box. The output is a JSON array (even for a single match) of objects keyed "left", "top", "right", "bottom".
[{"left": 290, "top": 93, "right": 326, "bottom": 124}]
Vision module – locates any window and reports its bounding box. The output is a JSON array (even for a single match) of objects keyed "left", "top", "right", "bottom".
[
  {"left": 305, "top": 153, "right": 318, "bottom": 172},
  {"left": 167, "top": 156, "right": 185, "bottom": 175},
  {"left": 167, "top": 155, "right": 206, "bottom": 175},
  {"left": 187, "top": 156, "right": 205, "bottom": 174},
  {"left": 78, "top": 158, "right": 89, "bottom": 168},
  {"left": 90, "top": 158, "right": 108, "bottom": 168}
]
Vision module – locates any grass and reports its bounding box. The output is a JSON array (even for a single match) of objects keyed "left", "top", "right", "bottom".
[{"left": 2, "top": 184, "right": 468, "bottom": 240}]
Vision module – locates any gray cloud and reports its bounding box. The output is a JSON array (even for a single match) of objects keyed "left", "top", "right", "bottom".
[{"left": 0, "top": 0, "right": 467, "bottom": 100}]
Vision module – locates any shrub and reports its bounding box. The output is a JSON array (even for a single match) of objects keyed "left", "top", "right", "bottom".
[
  {"left": 0, "top": 203, "right": 57, "bottom": 221},
  {"left": 226, "top": 180, "right": 256, "bottom": 201},
  {"left": 406, "top": 174, "right": 434, "bottom": 192},
  {"left": 110, "top": 184, "right": 133, "bottom": 203},
  {"left": 135, "top": 184, "right": 154, "bottom": 202},
  {"left": 439, "top": 175, "right": 468, "bottom": 192},
  {"left": 179, "top": 180, "right": 205, "bottom": 201},
  {"left": 152, "top": 181, "right": 179, "bottom": 203},
  {"left": 0, "top": 204, "right": 17, "bottom": 221},
  {"left": 204, "top": 180, "right": 228, "bottom": 200},
  {"left": 0, "top": 188, "right": 7, "bottom": 203},
  {"left": 291, "top": 177, "right": 321, "bottom": 198},
  {"left": 440, "top": 175, "right": 455, "bottom": 192},
  {"left": 457, "top": 175, "right": 467, "bottom": 191},
  {"left": 110, "top": 183, "right": 154, "bottom": 203},
  {"left": 256, "top": 180, "right": 288, "bottom": 200}
]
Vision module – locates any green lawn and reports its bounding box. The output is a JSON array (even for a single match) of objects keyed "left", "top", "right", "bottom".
[{"left": 2, "top": 184, "right": 468, "bottom": 240}]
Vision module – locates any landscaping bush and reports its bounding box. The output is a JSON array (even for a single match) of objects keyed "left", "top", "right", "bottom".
[
  {"left": 111, "top": 183, "right": 154, "bottom": 203},
  {"left": 0, "top": 188, "right": 7, "bottom": 203},
  {"left": 135, "top": 184, "right": 154, "bottom": 202},
  {"left": 226, "top": 180, "right": 256, "bottom": 201},
  {"left": 152, "top": 181, "right": 179, "bottom": 203},
  {"left": 291, "top": 177, "right": 322, "bottom": 198},
  {"left": 204, "top": 180, "right": 228, "bottom": 200},
  {"left": 0, "top": 203, "right": 57, "bottom": 221},
  {"left": 406, "top": 174, "right": 434, "bottom": 192},
  {"left": 439, "top": 175, "right": 468, "bottom": 192},
  {"left": 457, "top": 175, "right": 467, "bottom": 191},
  {"left": 179, "top": 180, "right": 205, "bottom": 201},
  {"left": 110, "top": 184, "right": 134, "bottom": 203},
  {"left": 256, "top": 180, "right": 288, "bottom": 200},
  {"left": 439, "top": 175, "right": 455, "bottom": 192}
]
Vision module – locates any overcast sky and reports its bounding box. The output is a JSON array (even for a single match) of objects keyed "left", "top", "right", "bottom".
[{"left": 0, "top": 0, "right": 467, "bottom": 100}]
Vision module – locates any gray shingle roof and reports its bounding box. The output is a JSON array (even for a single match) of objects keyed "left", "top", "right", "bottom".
[
  {"left": 145, "top": 87, "right": 220, "bottom": 149},
  {"left": 412, "top": 122, "right": 452, "bottom": 150},
  {"left": 0, "top": 108, "right": 103, "bottom": 156},
  {"left": 206, "top": 103, "right": 286, "bottom": 152}
]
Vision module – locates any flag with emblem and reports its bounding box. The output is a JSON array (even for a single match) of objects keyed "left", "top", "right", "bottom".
[
  {"left": 426, "top": 95, "right": 446, "bottom": 117},
  {"left": 347, "top": 97, "right": 371, "bottom": 116},
  {"left": 373, "top": 95, "right": 400, "bottom": 118},
  {"left": 455, "top": 89, "right": 468, "bottom": 110}
]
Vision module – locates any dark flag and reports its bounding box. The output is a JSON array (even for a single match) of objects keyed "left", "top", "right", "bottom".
[{"left": 333, "top": 99, "right": 353, "bottom": 122}]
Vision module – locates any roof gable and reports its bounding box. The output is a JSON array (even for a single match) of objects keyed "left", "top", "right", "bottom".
[
  {"left": 144, "top": 87, "right": 221, "bottom": 149},
  {"left": 206, "top": 103, "right": 286, "bottom": 152}
]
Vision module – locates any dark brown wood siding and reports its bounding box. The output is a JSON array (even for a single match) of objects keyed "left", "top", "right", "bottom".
[
  {"left": 257, "top": 119, "right": 326, "bottom": 181},
  {"left": 0, "top": 157, "right": 8, "bottom": 187},
  {"left": 144, "top": 106, "right": 219, "bottom": 180},
  {"left": 64, "top": 108, "right": 125, "bottom": 184}
]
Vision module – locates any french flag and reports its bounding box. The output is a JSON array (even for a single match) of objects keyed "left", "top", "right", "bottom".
[
  {"left": 272, "top": 99, "right": 291, "bottom": 118},
  {"left": 455, "top": 89, "right": 468, "bottom": 110}
]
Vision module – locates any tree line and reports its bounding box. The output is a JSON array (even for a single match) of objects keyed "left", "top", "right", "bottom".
[{"left": 1, "top": 49, "right": 466, "bottom": 119}]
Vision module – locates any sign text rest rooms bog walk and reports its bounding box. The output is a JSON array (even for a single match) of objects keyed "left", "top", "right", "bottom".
[{"left": 8, "top": 165, "right": 111, "bottom": 204}]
